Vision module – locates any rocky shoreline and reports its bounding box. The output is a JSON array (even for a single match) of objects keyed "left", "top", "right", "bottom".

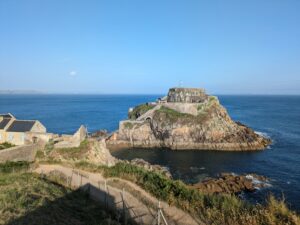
[{"left": 191, "top": 173, "right": 270, "bottom": 194}]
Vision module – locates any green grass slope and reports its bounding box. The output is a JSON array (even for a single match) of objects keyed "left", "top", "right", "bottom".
[{"left": 0, "top": 162, "right": 124, "bottom": 225}]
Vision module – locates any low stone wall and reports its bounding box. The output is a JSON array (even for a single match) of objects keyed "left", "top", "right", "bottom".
[{"left": 0, "top": 144, "right": 38, "bottom": 163}]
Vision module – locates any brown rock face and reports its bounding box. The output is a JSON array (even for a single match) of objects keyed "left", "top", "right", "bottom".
[
  {"left": 107, "top": 92, "right": 271, "bottom": 151},
  {"left": 192, "top": 173, "right": 270, "bottom": 194}
]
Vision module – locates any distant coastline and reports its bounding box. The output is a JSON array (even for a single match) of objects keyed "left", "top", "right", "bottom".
[
  {"left": 0, "top": 90, "right": 45, "bottom": 95},
  {"left": 1, "top": 90, "right": 299, "bottom": 96}
]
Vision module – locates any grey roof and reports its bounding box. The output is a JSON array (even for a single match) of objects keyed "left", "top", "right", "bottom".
[
  {"left": 6, "top": 120, "right": 36, "bottom": 132},
  {"left": 0, "top": 114, "right": 13, "bottom": 119},
  {"left": 0, "top": 118, "right": 11, "bottom": 129}
]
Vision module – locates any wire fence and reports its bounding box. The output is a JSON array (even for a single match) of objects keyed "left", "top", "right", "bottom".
[
  {"left": 0, "top": 163, "right": 170, "bottom": 225},
  {"left": 44, "top": 168, "right": 169, "bottom": 225}
]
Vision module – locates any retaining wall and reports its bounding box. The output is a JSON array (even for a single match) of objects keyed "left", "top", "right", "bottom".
[{"left": 0, "top": 144, "right": 38, "bottom": 163}]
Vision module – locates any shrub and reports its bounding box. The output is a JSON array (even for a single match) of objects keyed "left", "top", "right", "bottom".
[{"left": 0, "top": 142, "right": 15, "bottom": 150}]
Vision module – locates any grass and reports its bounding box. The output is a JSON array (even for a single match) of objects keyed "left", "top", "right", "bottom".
[
  {"left": 35, "top": 140, "right": 300, "bottom": 225},
  {"left": 128, "top": 104, "right": 155, "bottom": 120},
  {"left": 123, "top": 121, "right": 134, "bottom": 129},
  {"left": 0, "top": 161, "right": 30, "bottom": 173},
  {"left": 0, "top": 142, "right": 15, "bottom": 150},
  {"left": 37, "top": 140, "right": 90, "bottom": 162},
  {"left": 73, "top": 161, "right": 300, "bottom": 225},
  {"left": 55, "top": 139, "right": 89, "bottom": 156},
  {"left": 197, "top": 95, "right": 218, "bottom": 113},
  {"left": 154, "top": 106, "right": 193, "bottom": 123},
  {"left": 154, "top": 105, "right": 212, "bottom": 126},
  {"left": 0, "top": 162, "right": 125, "bottom": 225}
]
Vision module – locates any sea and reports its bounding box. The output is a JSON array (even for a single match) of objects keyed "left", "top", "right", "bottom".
[{"left": 1, "top": 94, "right": 299, "bottom": 211}]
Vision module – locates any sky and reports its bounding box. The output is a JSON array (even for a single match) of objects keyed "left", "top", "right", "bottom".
[{"left": 0, "top": 0, "right": 299, "bottom": 95}]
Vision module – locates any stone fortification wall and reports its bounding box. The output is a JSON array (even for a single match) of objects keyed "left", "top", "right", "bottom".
[
  {"left": 167, "top": 88, "right": 207, "bottom": 103},
  {"left": 54, "top": 125, "right": 87, "bottom": 149},
  {"left": 162, "top": 102, "right": 199, "bottom": 115},
  {"left": 0, "top": 144, "right": 38, "bottom": 162}
]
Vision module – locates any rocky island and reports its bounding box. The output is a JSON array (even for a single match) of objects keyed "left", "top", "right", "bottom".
[{"left": 107, "top": 88, "right": 271, "bottom": 151}]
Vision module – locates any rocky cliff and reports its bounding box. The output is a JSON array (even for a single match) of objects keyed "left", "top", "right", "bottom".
[{"left": 107, "top": 89, "right": 271, "bottom": 151}]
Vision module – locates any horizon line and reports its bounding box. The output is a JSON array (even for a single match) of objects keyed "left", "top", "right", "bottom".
[{"left": 1, "top": 92, "right": 300, "bottom": 96}]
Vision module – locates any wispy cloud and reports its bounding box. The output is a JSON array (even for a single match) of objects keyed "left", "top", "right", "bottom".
[{"left": 69, "top": 70, "right": 77, "bottom": 77}]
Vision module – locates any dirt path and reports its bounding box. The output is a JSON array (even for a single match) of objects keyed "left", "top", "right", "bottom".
[{"left": 35, "top": 164, "right": 202, "bottom": 225}]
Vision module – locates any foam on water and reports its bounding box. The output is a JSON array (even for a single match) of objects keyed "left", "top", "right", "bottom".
[
  {"left": 255, "top": 131, "right": 271, "bottom": 139},
  {"left": 245, "top": 174, "right": 272, "bottom": 190}
]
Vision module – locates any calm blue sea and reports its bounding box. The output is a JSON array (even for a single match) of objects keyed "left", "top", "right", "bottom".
[{"left": 1, "top": 94, "right": 300, "bottom": 211}]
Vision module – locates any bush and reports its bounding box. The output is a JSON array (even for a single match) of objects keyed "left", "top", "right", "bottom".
[{"left": 0, "top": 142, "right": 15, "bottom": 150}]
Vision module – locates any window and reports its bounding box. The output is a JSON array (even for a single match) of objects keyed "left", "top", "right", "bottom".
[{"left": 8, "top": 134, "right": 13, "bottom": 141}]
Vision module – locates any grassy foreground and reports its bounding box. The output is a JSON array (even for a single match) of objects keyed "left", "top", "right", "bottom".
[
  {"left": 0, "top": 162, "right": 124, "bottom": 225},
  {"left": 74, "top": 161, "right": 300, "bottom": 225}
]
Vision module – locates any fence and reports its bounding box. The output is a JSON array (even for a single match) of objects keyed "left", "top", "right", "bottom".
[
  {"left": 0, "top": 162, "right": 172, "bottom": 225},
  {"left": 40, "top": 168, "right": 169, "bottom": 225}
]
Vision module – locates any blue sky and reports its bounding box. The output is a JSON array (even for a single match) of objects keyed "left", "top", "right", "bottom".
[{"left": 0, "top": 0, "right": 299, "bottom": 94}]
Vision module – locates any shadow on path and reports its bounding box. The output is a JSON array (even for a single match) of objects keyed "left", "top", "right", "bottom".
[{"left": 6, "top": 183, "right": 138, "bottom": 225}]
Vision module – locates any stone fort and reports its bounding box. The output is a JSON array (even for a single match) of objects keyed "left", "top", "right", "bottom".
[{"left": 167, "top": 88, "right": 207, "bottom": 103}]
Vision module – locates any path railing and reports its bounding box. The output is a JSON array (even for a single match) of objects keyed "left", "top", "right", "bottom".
[{"left": 40, "top": 168, "right": 170, "bottom": 225}]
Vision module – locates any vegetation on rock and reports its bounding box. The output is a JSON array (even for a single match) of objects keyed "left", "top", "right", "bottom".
[
  {"left": 37, "top": 140, "right": 90, "bottom": 162},
  {"left": 112, "top": 94, "right": 271, "bottom": 150},
  {"left": 128, "top": 104, "right": 155, "bottom": 120},
  {"left": 123, "top": 121, "right": 134, "bottom": 129}
]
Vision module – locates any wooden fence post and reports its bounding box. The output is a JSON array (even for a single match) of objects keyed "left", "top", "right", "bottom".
[
  {"left": 122, "top": 188, "right": 127, "bottom": 225},
  {"left": 104, "top": 180, "right": 107, "bottom": 209}
]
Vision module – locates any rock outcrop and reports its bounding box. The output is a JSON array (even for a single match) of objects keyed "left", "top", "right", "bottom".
[
  {"left": 85, "top": 139, "right": 117, "bottom": 166},
  {"left": 107, "top": 88, "right": 271, "bottom": 151},
  {"left": 49, "top": 138, "right": 116, "bottom": 167},
  {"left": 128, "top": 158, "right": 172, "bottom": 178},
  {"left": 192, "top": 173, "right": 270, "bottom": 194}
]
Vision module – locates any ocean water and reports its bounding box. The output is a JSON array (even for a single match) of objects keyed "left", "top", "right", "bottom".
[{"left": 1, "top": 94, "right": 300, "bottom": 210}]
